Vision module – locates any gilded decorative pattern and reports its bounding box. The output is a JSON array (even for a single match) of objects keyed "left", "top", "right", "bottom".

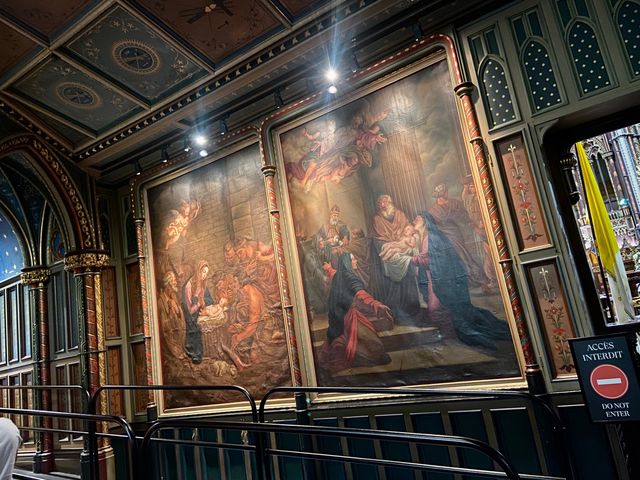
[
  {"left": 64, "top": 251, "right": 110, "bottom": 272},
  {"left": 526, "top": 261, "right": 576, "bottom": 377},
  {"left": 0, "top": 135, "right": 95, "bottom": 248},
  {"left": 135, "top": 218, "right": 153, "bottom": 407},
  {"left": 495, "top": 134, "right": 550, "bottom": 250},
  {"left": 20, "top": 267, "right": 50, "bottom": 285}
]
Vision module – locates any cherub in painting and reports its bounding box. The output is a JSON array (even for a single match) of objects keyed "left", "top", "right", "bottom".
[
  {"left": 164, "top": 199, "right": 201, "bottom": 249},
  {"left": 286, "top": 103, "right": 389, "bottom": 191}
]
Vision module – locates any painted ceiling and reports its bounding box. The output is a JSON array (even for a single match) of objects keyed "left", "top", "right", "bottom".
[{"left": 0, "top": 0, "right": 511, "bottom": 185}]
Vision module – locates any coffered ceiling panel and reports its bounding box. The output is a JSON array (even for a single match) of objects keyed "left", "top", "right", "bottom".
[
  {"left": 135, "top": 0, "right": 282, "bottom": 65},
  {"left": 0, "top": 24, "right": 38, "bottom": 78},
  {"left": 12, "top": 57, "right": 142, "bottom": 133},
  {"left": 67, "top": 6, "right": 209, "bottom": 103},
  {"left": 278, "top": 0, "right": 322, "bottom": 18},
  {"left": 0, "top": 0, "right": 94, "bottom": 38}
]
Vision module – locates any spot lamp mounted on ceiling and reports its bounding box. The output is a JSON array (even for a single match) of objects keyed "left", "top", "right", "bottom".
[
  {"left": 134, "top": 159, "right": 142, "bottom": 176},
  {"left": 274, "top": 88, "right": 284, "bottom": 109},
  {"left": 183, "top": 138, "right": 191, "bottom": 152},
  {"left": 326, "top": 67, "right": 338, "bottom": 94},
  {"left": 219, "top": 117, "right": 229, "bottom": 135},
  {"left": 161, "top": 147, "right": 170, "bottom": 163},
  {"left": 412, "top": 22, "right": 424, "bottom": 41}
]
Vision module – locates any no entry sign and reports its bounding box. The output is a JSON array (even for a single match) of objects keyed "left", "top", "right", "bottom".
[
  {"left": 570, "top": 334, "right": 640, "bottom": 422},
  {"left": 589, "top": 364, "right": 629, "bottom": 399}
]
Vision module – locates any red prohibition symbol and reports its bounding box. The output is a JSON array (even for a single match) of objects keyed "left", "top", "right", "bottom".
[{"left": 590, "top": 364, "right": 629, "bottom": 400}]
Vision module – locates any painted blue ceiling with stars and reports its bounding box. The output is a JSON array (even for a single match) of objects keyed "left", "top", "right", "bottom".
[{"left": 0, "top": 213, "right": 24, "bottom": 282}]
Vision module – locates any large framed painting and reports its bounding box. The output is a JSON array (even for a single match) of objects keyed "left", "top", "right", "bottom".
[
  {"left": 272, "top": 50, "right": 524, "bottom": 389},
  {"left": 143, "top": 140, "right": 292, "bottom": 414}
]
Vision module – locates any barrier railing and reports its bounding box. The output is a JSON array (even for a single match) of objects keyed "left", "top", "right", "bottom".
[
  {"left": 141, "top": 418, "right": 524, "bottom": 480},
  {"left": 0, "top": 406, "right": 136, "bottom": 480},
  {"left": 0, "top": 384, "right": 578, "bottom": 480},
  {"left": 259, "top": 386, "right": 575, "bottom": 480}
]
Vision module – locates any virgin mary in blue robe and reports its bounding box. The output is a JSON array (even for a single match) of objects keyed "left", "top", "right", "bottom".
[{"left": 414, "top": 213, "right": 511, "bottom": 349}]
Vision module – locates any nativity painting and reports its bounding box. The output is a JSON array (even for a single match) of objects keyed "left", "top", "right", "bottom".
[
  {"left": 277, "top": 56, "right": 522, "bottom": 387},
  {"left": 146, "top": 144, "right": 291, "bottom": 410}
]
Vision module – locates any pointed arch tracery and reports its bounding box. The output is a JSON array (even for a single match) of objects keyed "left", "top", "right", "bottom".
[{"left": 0, "top": 135, "right": 96, "bottom": 253}]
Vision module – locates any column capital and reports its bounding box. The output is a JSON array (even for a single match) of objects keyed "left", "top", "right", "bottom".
[
  {"left": 20, "top": 266, "right": 50, "bottom": 285},
  {"left": 64, "top": 250, "right": 110, "bottom": 273}
]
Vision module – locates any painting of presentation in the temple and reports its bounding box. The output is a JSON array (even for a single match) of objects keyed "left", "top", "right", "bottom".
[
  {"left": 146, "top": 144, "right": 291, "bottom": 411},
  {"left": 277, "top": 55, "right": 521, "bottom": 387}
]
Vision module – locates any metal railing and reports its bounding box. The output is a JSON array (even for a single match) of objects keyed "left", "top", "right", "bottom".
[
  {"left": 141, "top": 418, "right": 524, "bottom": 480},
  {"left": 0, "top": 383, "right": 581, "bottom": 480}
]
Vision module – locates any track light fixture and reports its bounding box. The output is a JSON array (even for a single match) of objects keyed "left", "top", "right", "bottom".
[
  {"left": 351, "top": 52, "right": 360, "bottom": 73},
  {"left": 274, "top": 88, "right": 284, "bottom": 109},
  {"left": 183, "top": 138, "right": 191, "bottom": 152},
  {"left": 412, "top": 22, "right": 424, "bottom": 41},
  {"left": 134, "top": 160, "right": 142, "bottom": 176},
  {"left": 219, "top": 117, "right": 228, "bottom": 135},
  {"left": 161, "top": 147, "right": 170, "bottom": 163}
]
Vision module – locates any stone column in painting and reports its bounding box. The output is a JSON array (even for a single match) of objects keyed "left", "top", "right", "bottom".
[
  {"left": 20, "top": 266, "right": 54, "bottom": 474},
  {"left": 64, "top": 250, "right": 113, "bottom": 480}
]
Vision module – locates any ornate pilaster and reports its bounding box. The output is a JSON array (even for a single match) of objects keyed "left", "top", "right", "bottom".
[
  {"left": 64, "top": 250, "right": 111, "bottom": 479},
  {"left": 20, "top": 267, "right": 54, "bottom": 474},
  {"left": 133, "top": 217, "right": 154, "bottom": 416},
  {"left": 454, "top": 81, "right": 545, "bottom": 393},
  {"left": 261, "top": 164, "right": 302, "bottom": 386}
]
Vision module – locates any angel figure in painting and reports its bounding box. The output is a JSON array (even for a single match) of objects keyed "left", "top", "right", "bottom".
[
  {"left": 164, "top": 199, "right": 201, "bottom": 249},
  {"left": 286, "top": 105, "right": 389, "bottom": 191}
]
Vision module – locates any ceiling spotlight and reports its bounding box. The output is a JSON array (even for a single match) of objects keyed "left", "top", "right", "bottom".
[
  {"left": 199, "top": 149, "right": 208, "bottom": 158},
  {"left": 274, "top": 89, "right": 284, "bottom": 109},
  {"left": 351, "top": 53, "right": 360, "bottom": 73},
  {"left": 194, "top": 134, "right": 207, "bottom": 146},
  {"left": 183, "top": 139, "right": 191, "bottom": 152},
  {"left": 412, "top": 22, "right": 424, "bottom": 41},
  {"left": 161, "top": 147, "right": 170, "bottom": 163},
  {"left": 134, "top": 160, "right": 142, "bottom": 176},
  {"left": 220, "top": 118, "right": 228, "bottom": 135},
  {"left": 325, "top": 68, "right": 338, "bottom": 82},
  {"left": 327, "top": 84, "right": 338, "bottom": 94}
]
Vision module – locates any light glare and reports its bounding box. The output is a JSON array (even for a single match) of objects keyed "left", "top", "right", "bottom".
[
  {"left": 199, "top": 149, "right": 208, "bottom": 157},
  {"left": 194, "top": 134, "right": 207, "bottom": 146},
  {"left": 328, "top": 85, "right": 338, "bottom": 94},
  {"left": 325, "top": 68, "right": 338, "bottom": 82}
]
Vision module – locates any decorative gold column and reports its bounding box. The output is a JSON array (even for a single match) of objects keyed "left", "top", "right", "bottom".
[
  {"left": 64, "top": 250, "right": 112, "bottom": 479},
  {"left": 20, "top": 266, "right": 54, "bottom": 474}
]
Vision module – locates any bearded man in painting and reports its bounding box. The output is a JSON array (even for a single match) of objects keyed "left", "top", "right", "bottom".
[{"left": 369, "top": 194, "right": 421, "bottom": 324}]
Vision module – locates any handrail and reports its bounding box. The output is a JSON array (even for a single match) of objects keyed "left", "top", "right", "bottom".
[
  {"left": 259, "top": 386, "right": 561, "bottom": 426},
  {"left": 0, "top": 406, "right": 136, "bottom": 480},
  {"left": 141, "top": 418, "right": 522, "bottom": 480},
  {"left": 260, "top": 385, "right": 575, "bottom": 479},
  {"left": 89, "top": 384, "right": 258, "bottom": 421},
  {"left": 0, "top": 384, "right": 90, "bottom": 404}
]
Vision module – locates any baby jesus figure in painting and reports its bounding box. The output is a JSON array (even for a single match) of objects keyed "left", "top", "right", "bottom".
[{"left": 379, "top": 224, "right": 420, "bottom": 282}]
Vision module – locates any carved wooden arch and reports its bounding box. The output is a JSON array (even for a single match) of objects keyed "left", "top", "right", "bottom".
[{"left": 0, "top": 134, "right": 96, "bottom": 251}]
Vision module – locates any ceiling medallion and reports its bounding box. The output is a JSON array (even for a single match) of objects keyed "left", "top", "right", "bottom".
[
  {"left": 113, "top": 40, "right": 160, "bottom": 74},
  {"left": 56, "top": 82, "right": 102, "bottom": 109}
]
